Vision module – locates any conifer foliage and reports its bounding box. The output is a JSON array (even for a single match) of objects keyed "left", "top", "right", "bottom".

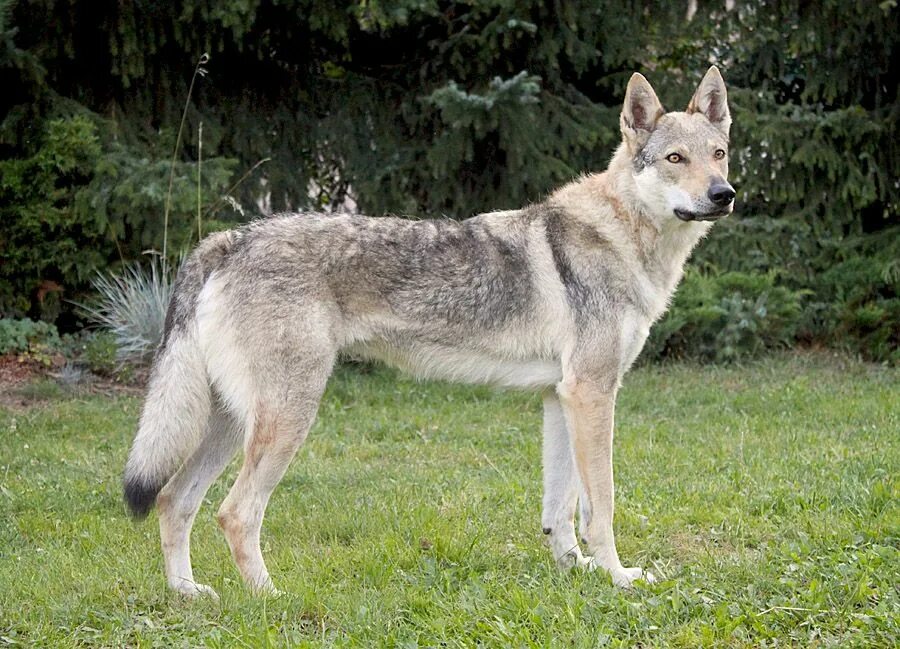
[{"left": 1, "top": 1, "right": 897, "bottom": 360}]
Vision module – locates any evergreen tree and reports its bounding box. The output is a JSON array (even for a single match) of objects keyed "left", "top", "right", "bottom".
[{"left": 1, "top": 0, "right": 897, "bottom": 357}]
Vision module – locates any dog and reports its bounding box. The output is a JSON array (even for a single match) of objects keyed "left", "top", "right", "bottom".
[{"left": 124, "top": 67, "right": 735, "bottom": 597}]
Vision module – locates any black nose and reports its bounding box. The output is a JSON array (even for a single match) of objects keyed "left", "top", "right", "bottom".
[{"left": 708, "top": 184, "right": 735, "bottom": 206}]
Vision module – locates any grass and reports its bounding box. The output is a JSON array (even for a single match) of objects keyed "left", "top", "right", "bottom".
[{"left": 0, "top": 352, "right": 897, "bottom": 647}]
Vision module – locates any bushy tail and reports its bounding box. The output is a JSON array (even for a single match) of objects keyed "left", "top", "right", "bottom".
[
  {"left": 123, "top": 232, "right": 234, "bottom": 518},
  {"left": 123, "top": 329, "right": 211, "bottom": 518}
]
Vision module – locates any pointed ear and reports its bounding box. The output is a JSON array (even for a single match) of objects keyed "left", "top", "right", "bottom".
[
  {"left": 687, "top": 66, "right": 731, "bottom": 135},
  {"left": 620, "top": 73, "right": 665, "bottom": 149}
]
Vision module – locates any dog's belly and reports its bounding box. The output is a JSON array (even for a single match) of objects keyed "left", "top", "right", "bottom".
[{"left": 346, "top": 341, "right": 562, "bottom": 389}]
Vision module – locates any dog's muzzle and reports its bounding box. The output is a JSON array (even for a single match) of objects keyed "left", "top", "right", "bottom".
[{"left": 675, "top": 183, "right": 735, "bottom": 222}]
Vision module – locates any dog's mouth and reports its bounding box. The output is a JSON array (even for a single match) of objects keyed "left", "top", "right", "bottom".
[{"left": 674, "top": 207, "right": 731, "bottom": 222}]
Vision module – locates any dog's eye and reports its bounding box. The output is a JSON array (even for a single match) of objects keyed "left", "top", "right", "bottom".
[
  {"left": 714, "top": 149, "right": 726, "bottom": 160},
  {"left": 666, "top": 153, "right": 683, "bottom": 163}
]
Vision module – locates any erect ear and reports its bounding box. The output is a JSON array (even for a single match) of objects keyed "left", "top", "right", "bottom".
[
  {"left": 687, "top": 66, "right": 731, "bottom": 135},
  {"left": 620, "top": 73, "right": 665, "bottom": 150}
]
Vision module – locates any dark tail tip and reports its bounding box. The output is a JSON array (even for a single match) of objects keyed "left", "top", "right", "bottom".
[{"left": 123, "top": 476, "right": 162, "bottom": 520}]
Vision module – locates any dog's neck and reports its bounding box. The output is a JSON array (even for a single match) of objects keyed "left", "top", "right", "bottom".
[
  {"left": 548, "top": 143, "right": 716, "bottom": 301},
  {"left": 606, "top": 145, "right": 713, "bottom": 286}
]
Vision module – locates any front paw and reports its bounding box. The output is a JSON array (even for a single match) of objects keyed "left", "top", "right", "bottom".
[
  {"left": 170, "top": 580, "right": 220, "bottom": 601},
  {"left": 556, "top": 549, "right": 592, "bottom": 570}
]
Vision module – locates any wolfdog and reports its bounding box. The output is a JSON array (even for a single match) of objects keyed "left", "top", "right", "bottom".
[{"left": 124, "top": 67, "right": 735, "bottom": 597}]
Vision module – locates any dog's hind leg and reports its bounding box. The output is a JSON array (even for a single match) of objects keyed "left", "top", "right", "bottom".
[
  {"left": 541, "top": 391, "right": 590, "bottom": 570},
  {"left": 156, "top": 402, "right": 241, "bottom": 598},
  {"left": 216, "top": 355, "right": 332, "bottom": 594}
]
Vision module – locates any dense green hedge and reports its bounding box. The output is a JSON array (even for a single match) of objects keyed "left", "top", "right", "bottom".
[
  {"left": 644, "top": 271, "right": 806, "bottom": 363},
  {"left": 1, "top": 1, "right": 897, "bottom": 363},
  {"left": 0, "top": 112, "right": 235, "bottom": 324}
]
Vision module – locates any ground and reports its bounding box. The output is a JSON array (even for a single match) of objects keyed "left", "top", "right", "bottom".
[
  {"left": 0, "top": 352, "right": 897, "bottom": 647},
  {"left": 0, "top": 354, "right": 142, "bottom": 411}
]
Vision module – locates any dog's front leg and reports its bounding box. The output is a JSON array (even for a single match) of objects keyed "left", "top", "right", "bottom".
[{"left": 557, "top": 376, "right": 654, "bottom": 587}]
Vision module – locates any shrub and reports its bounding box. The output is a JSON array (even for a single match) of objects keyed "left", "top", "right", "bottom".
[
  {"left": 814, "top": 252, "right": 900, "bottom": 364},
  {"left": 77, "top": 256, "right": 177, "bottom": 364},
  {"left": 644, "top": 271, "right": 806, "bottom": 363},
  {"left": 0, "top": 117, "right": 108, "bottom": 319},
  {"left": 0, "top": 318, "right": 61, "bottom": 355},
  {"left": 81, "top": 331, "right": 120, "bottom": 376},
  {"left": 0, "top": 114, "right": 236, "bottom": 322}
]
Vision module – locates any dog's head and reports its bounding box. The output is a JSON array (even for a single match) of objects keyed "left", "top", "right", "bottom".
[{"left": 621, "top": 66, "right": 735, "bottom": 223}]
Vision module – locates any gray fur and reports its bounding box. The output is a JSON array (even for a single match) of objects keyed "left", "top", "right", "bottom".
[
  {"left": 124, "top": 66, "right": 736, "bottom": 596},
  {"left": 541, "top": 206, "right": 626, "bottom": 320},
  {"left": 217, "top": 213, "right": 535, "bottom": 338},
  {"left": 160, "top": 232, "right": 234, "bottom": 351}
]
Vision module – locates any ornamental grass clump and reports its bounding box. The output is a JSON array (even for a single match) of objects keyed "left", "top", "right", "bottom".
[{"left": 78, "top": 255, "right": 178, "bottom": 365}]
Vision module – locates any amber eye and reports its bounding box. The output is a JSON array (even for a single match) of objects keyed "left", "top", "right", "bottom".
[
  {"left": 714, "top": 149, "right": 726, "bottom": 160},
  {"left": 666, "top": 153, "right": 683, "bottom": 163}
]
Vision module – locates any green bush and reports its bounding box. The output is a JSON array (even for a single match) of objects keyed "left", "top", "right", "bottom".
[
  {"left": 815, "top": 253, "right": 900, "bottom": 364},
  {"left": 645, "top": 271, "right": 806, "bottom": 363},
  {"left": 0, "top": 117, "right": 107, "bottom": 319},
  {"left": 0, "top": 318, "right": 61, "bottom": 355},
  {"left": 0, "top": 114, "right": 236, "bottom": 321},
  {"left": 81, "top": 331, "right": 120, "bottom": 377},
  {"left": 2, "top": 1, "right": 897, "bottom": 364}
]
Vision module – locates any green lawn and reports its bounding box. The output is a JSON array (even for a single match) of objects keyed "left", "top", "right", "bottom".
[{"left": 1, "top": 353, "right": 897, "bottom": 647}]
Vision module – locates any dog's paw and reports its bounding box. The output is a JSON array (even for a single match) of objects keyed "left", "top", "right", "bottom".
[
  {"left": 556, "top": 549, "right": 592, "bottom": 571},
  {"left": 588, "top": 561, "right": 656, "bottom": 588},
  {"left": 172, "top": 581, "right": 220, "bottom": 601},
  {"left": 249, "top": 578, "right": 284, "bottom": 598},
  {"left": 612, "top": 566, "right": 655, "bottom": 588},
  {"left": 259, "top": 586, "right": 285, "bottom": 598}
]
